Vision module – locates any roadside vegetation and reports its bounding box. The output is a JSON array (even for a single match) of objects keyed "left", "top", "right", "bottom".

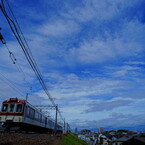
[{"left": 61, "top": 133, "right": 88, "bottom": 145}]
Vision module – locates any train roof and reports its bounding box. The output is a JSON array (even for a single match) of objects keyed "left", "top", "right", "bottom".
[{"left": 3, "top": 98, "right": 25, "bottom": 104}]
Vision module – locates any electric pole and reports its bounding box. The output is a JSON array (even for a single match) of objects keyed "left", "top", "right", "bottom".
[{"left": 54, "top": 104, "right": 58, "bottom": 134}]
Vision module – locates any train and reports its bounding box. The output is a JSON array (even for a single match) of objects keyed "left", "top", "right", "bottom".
[{"left": 0, "top": 98, "right": 63, "bottom": 133}]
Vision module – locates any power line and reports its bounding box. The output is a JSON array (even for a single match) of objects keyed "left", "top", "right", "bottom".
[
  {"left": 0, "top": 29, "right": 32, "bottom": 93},
  {"left": 5, "top": 0, "right": 64, "bottom": 121},
  {"left": 0, "top": 72, "right": 25, "bottom": 97},
  {"left": 0, "top": 0, "right": 53, "bottom": 105},
  {"left": 5, "top": 43, "right": 31, "bottom": 88},
  {"left": 0, "top": 0, "right": 64, "bottom": 122}
]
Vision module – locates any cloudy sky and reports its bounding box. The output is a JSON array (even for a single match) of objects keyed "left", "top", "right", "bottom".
[{"left": 0, "top": 0, "right": 145, "bottom": 131}]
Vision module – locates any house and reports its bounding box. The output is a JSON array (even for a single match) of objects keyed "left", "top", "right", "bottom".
[
  {"left": 81, "top": 129, "right": 91, "bottom": 134},
  {"left": 97, "top": 134, "right": 111, "bottom": 145},
  {"left": 122, "top": 135, "right": 145, "bottom": 145},
  {"left": 111, "top": 136, "right": 132, "bottom": 145}
]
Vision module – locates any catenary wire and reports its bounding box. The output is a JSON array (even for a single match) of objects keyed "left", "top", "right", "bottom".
[
  {"left": 0, "top": 0, "right": 64, "bottom": 122},
  {"left": 1, "top": 35, "right": 32, "bottom": 92},
  {"left": 0, "top": 72, "right": 25, "bottom": 97}
]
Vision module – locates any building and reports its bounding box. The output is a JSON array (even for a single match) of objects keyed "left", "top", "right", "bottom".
[
  {"left": 81, "top": 129, "right": 91, "bottom": 134},
  {"left": 111, "top": 136, "right": 132, "bottom": 145},
  {"left": 75, "top": 128, "right": 78, "bottom": 133},
  {"left": 98, "top": 127, "right": 104, "bottom": 134},
  {"left": 97, "top": 134, "right": 111, "bottom": 145},
  {"left": 122, "top": 135, "right": 145, "bottom": 145}
]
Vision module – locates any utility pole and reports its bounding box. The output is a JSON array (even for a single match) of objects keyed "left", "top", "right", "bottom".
[
  {"left": 64, "top": 118, "right": 65, "bottom": 133},
  {"left": 26, "top": 93, "right": 28, "bottom": 102},
  {"left": 26, "top": 87, "right": 32, "bottom": 102},
  {"left": 54, "top": 104, "right": 58, "bottom": 134},
  {"left": 67, "top": 123, "right": 69, "bottom": 132}
]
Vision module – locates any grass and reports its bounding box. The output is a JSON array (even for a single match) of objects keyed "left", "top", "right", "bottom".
[{"left": 61, "top": 133, "right": 88, "bottom": 145}]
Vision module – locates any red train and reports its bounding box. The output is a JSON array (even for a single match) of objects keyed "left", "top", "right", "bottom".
[{"left": 0, "top": 98, "right": 63, "bottom": 133}]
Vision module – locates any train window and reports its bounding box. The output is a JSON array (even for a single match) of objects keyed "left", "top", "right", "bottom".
[
  {"left": 16, "top": 104, "right": 22, "bottom": 112},
  {"left": 45, "top": 118, "right": 47, "bottom": 124},
  {"left": 40, "top": 114, "right": 42, "bottom": 122},
  {"left": 34, "top": 112, "right": 39, "bottom": 120},
  {"left": 2, "top": 104, "right": 8, "bottom": 112},
  {"left": 9, "top": 104, "right": 15, "bottom": 112},
  {"left": 27, "top": 107, "right": 30, "bottom": 115},
  {"left": 30, "top": 109, "right": 35, "bottom": 119},
  {"left": 42, "top": 116, "right": 45, "bottom": 123}
]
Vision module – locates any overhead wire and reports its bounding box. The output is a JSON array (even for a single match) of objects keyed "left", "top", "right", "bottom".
[
  {"left": 0, "top": 31, "right": 32, "bottom": 93},
  {"left": 0, "top": 0, "right": 64, "bottom": 122},
  {"left": 0, "top": 1, "right": 52, "bottom": 104},
  {"left": 0, "top": 72, "right": 25, "bottom": 97},
  {"left": 5, "top": 43, "right": 31, "bottom": 87},
  {"left": 6, "top": 0, "right": 64, "bottom": 120},
  {"left": 5, "top": 0, "right": 38, "bottom": 66},
  {"left": 4, "top": 43, "right": 16, "bottom": 64}
]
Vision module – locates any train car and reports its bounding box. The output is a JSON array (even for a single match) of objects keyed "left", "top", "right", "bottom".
[{"left": 0, "top": 98, "right": 63, "bottom": 133}]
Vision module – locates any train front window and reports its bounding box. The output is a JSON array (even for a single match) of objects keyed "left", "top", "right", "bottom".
[
  {"left": 2, "top": 104, "right": 8, "bottom": 112},
  {"left": 9, "top": 104, "right": 15, "bottom": 112},
  {"left": 16, "top": 104, "right": 22, "bottom": 112}
]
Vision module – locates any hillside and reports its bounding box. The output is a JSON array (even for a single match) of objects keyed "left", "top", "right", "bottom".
[{"left": 61, "top": 133, "right": 88, "bottom": 145}]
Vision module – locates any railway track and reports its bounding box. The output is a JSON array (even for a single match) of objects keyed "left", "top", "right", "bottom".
[{"left": 0, "top": 132, "right": 62, "bottom": 145}]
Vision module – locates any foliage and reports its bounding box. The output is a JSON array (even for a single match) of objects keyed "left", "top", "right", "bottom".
[
  {"left": 117, "top": 129, "right": 128, "bottom": 132},
  {"left": 61, "top": 133, "right": 88, "bottom": 145}
]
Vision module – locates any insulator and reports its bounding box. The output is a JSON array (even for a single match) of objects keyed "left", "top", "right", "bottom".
[{"left": 0, "top": 32, "right": 6, "bottom": 44}]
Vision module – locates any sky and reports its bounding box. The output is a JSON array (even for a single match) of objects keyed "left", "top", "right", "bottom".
[{"left": 0, "top": 0, "right": 145, "bottom": 131}]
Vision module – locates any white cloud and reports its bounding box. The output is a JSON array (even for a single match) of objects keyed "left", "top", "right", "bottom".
[
  {"left": 110, "top": 112, "right": 131, "bottom": 118},
  {"left": 43, "top": 73, "right": 128, "bottom": 100},
  {"left": 125, "top": 61, "right": 145, "bottom": 65},
  {"left": 61, "top": 0, "right": 139, "bottom": 23},
  {"left": 111, "top": 65, "right": 140, "bottom": 77},
  {"left": 71, "top": 113, "right": 145, "bottom": 129},
  {"left": 73, "top": 20, "right": 144, "bottom": 64},
  {"left": 38, "top": 19, "right": 80, "bottom": 37},
  {"left": 85, "top": 99, "right": 133, "bottom": 112}
]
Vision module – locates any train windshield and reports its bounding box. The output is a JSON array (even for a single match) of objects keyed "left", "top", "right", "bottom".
[
  {"left": 16, "top": 104, "right": 22, "bottom": 112},
  {"left": 2, "top": 104, "right": 8, "bottom": 112},
  {"left": 9, "top": 104, "right": 15, "bottom": 112}
]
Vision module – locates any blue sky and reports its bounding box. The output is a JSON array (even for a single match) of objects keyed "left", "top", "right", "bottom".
[{"left": 0, "top": 0, "right": 145, "bottom": 131}]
